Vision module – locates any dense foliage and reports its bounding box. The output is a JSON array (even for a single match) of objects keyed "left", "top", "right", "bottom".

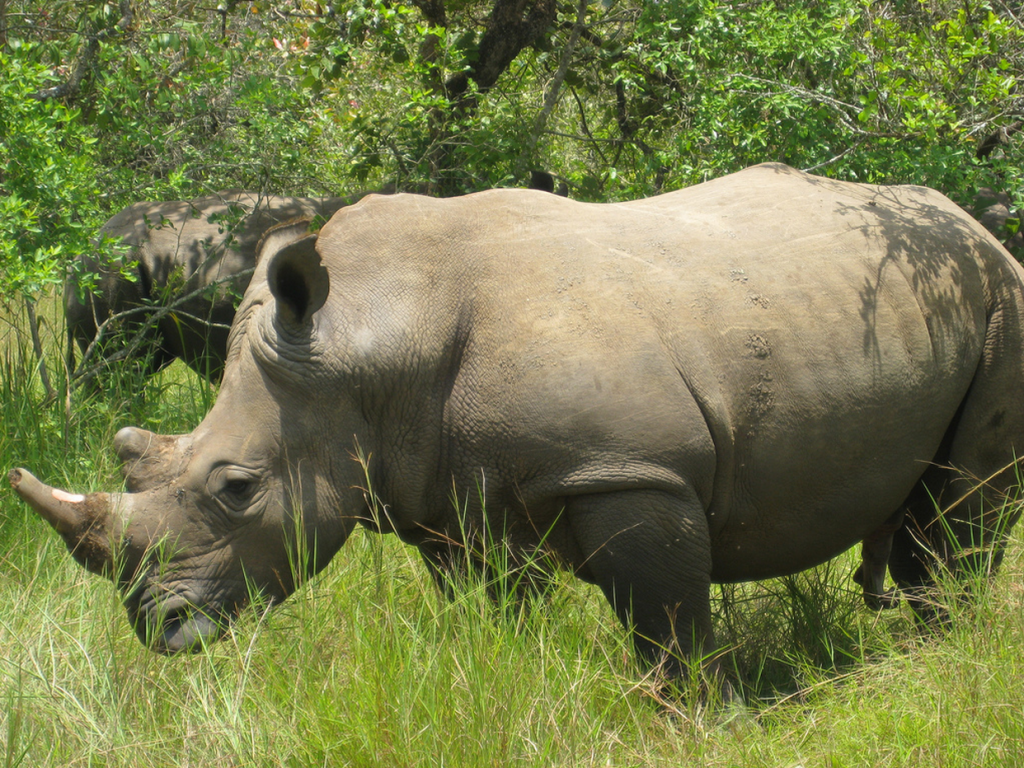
[
  {"left": 2, "top": 0, "right": 1023, "bottom": 305},
  {"left": 0, "top": 0, "right": 1017, "bottom": 399}
]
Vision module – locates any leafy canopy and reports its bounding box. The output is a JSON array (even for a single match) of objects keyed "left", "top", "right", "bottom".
[{"left": 1, "top": 0, "right": 1022, "bottom": 307}]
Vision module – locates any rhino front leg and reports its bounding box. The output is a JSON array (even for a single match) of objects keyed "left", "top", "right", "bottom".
[
  {"left": 419, "top": 540, "right": 468, "bottom": 602},
  {"left": 566, "top": 487, "right": 721, "bottom": 687},
  {"left": 419, "top": 534, "right": 555, "bottom": 610},
  {"left": 853, "top": 509, "right": 904, "bottom": 609}
]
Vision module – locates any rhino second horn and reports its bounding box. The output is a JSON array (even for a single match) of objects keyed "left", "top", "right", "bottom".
[
  {"left": 9, "top": 468, "right": 115, "bottom": 577},
  {"left": 114, "top": 426, "right": 154, "bottom": 465}
]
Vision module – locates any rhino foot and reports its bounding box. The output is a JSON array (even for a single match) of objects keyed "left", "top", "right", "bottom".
[
  {"left": 863, "top": 587, "right": 900, "bottom": 610},
  {"left": 852, "top": 564, "right": 900, "bottom": 610}
]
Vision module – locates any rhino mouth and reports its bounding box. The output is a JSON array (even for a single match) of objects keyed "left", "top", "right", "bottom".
[{"left": 126, "top": 587, "right": 231, "bottom": 654}]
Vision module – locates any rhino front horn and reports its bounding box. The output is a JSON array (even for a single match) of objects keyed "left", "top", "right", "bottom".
[{"left": 9, "top": 468, "right": 115, "bottom": 577}]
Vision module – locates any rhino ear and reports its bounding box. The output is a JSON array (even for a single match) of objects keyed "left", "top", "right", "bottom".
[
  {"left": 255, "top": 218, "right": 314, "bottom": 267},
  {"left": 267, "top": 232, "right": 329, "bottom": 327}
]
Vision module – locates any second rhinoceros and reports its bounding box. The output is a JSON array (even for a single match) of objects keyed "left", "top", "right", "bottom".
[
  {"left": 14, "top": 164, "right": 1024, "bottom": 688},
  {"left": 65, "top": 190, "right": 355, "bottom": 384}
]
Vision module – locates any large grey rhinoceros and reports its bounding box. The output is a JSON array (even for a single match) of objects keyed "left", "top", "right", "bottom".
[
  {"left": 66, "top": 190, "right": 355, "bottom": 384},
  {"left": 14, "top": 163, "right": 1024, "bottom": 686}
]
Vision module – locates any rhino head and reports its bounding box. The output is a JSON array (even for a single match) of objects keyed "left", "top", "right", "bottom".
[{"left": 12, "top": 220, "right": 367, "bottom": 653}]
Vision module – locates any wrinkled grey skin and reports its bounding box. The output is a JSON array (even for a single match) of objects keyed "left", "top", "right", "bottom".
[
  {"left": 16, "top": 164, "right": 1024, "bottom": 688},
  {"left": 65, "top": 190, "right": 356, "bottom": 383}
]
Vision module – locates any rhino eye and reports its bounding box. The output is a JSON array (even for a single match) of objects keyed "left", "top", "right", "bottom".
[{"left": 209, "top": 467, "right": 261, "bottom": 514}]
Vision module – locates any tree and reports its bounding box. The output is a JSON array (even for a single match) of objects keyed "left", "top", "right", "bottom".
[
  {"left": 297, "top": 0, "right": 1021, "bottom": 204},
  {"left": 0, "top": 50, "right": 102, "bottom": 399},
  {"left": 3, "top": 0, "right": 1024, "bottom": 392},
  {"left": 8, "top": 1, "right": 1021, "bottom": 205}
]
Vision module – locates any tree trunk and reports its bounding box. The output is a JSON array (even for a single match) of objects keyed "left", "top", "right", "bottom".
[
  {"left": 420, "top": 0, "right": 558, "bottom": 195},
  {"left": 0, "top": 0, "right": 8, "bottom": 50},
  {"left": 25, "top": 297, "right": 57, "bottom": 403},
  {"left": 31, "top": 0, "right": 134, "bottom": 101},
  {"left": 517, "top": 0, "right": 587, "bottom": 178}
]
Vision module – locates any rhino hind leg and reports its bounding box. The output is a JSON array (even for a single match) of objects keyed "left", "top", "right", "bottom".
[
  {"left": 889, "top": 310, "right": 1024, "bottom": 618},
  {"left": 565, "top": 487, "right": 723, "bottom": 690},
  {"left": 853, "top": 509, "right": 904, "bottom": 609}
]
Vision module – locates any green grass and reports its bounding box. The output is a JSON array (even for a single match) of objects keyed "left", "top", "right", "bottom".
[{"left": 3, "top": 297, "right": 1024, "bottom": 766}]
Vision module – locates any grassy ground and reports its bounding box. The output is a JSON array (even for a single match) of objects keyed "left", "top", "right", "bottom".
[{"left": 2, "top": 299, "right": 1024, "bottom": 766}]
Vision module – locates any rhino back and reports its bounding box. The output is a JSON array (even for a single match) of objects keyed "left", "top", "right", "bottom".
[
  {"left": 90, "top": 192, "right": 348, "bottom": 294},
  {"left": 279, "top": 165, "right": 1022, "bottom": 579}
]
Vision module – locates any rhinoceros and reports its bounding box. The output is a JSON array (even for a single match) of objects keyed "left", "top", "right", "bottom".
[
  {"left": 15, "top": 163, "right": 1024, "bottom": 688},
  {"left": 66, "top": 190, "right": 357, "bottom": 384},
  {"left": 973, "top": 187, "right": 1023, "bottom": 257}
]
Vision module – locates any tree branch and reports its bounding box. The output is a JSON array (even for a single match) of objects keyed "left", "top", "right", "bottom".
[
  {"left": 517, "top": 0, "right": 587, "bottom": 176},
  {"left": 25, "top": 297, "right": 57, "bottom": 403},
  {"left": 31, "top": 0, "right": 133, "bottom": 101},
  {"left": 443, "top": 0, "right": 557, "bottom": 110},
  {"left": 72, "top": 266, "right": 254, "bottom": 388},
  {"left": 0, "top": 0, "right": 8, "bottom": 51}
]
